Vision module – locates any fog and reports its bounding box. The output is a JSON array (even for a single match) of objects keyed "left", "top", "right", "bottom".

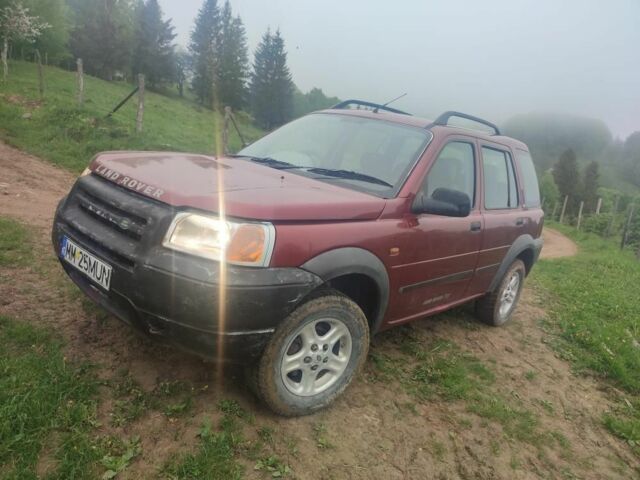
[{"left": 160, "top": 0, "right": 640, "bottom": 138}]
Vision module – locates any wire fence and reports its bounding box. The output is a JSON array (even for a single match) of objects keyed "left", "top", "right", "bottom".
[{"left": 544, "top": 194, "right": 640, "bottom": 257}]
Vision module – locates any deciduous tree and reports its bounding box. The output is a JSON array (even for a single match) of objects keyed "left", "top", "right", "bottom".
[
  {"left": 68, "top": 0, "right": 133, "bottom": 81},
  {"left": 0, "top": 2, "right": 49, "bottom": 79},
  {"left": 581, "top": 161, "right": 600, "bottom": 212},
  {"left": 553, "top": 149, "right": 580, "bottom": 210}
]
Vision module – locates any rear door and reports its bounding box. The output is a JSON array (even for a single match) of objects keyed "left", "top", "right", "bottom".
[
  {"left": 390, "top": 138, "right": 483, "bottom": 323},
  {"left": 467, "top": 142, "right": 525, "bottom": 296}
]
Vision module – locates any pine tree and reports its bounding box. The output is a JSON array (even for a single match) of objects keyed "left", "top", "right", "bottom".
[
  {"left": 175, "top": 47, "right": 190, "bottom": 97},
  {"left": 553, "top": 149, "right": 580, "bottom": 210},
  {"left": 250, "top": 29, "right": 294, "bottom": 129},
  {"left": 132, "top": 0, "right": 176, "bottom": 87},
  {"left": 581, "top": 161, "right": 600, "bottom": 212},
  {"left": 216, "top": 1, "right": 248, "bottom": 110},
  {"left": 189, "top": 0, "right": 220, "bottom": 107},
  {"left": 68, "top": 0, "right": 133, "bottom": 81}
]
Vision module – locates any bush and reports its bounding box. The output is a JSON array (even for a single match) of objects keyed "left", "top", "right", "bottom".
[{"left": 581, "top": 214, "right": 611, "bottom": 236}]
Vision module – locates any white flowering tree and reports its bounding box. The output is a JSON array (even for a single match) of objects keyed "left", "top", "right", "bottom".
[{"left": 1, "top": 2, "right": 50, "bottom": 80}]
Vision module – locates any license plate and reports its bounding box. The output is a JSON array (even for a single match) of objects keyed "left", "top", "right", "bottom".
[{"left": 60, "top": 236, "right": 112, "bottom": 290}]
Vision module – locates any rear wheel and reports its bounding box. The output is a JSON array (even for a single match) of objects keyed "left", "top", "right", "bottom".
[
  {"left": 475, "top": 259, "right": 525, "bottom": 326},
  {"left": 253, "top": 292, "right": 369, "bottom": 416}
]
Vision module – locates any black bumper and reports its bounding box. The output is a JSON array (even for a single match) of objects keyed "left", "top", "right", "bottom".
[{"left": 52, "top": 177, "right": 322, "bottom": 363}]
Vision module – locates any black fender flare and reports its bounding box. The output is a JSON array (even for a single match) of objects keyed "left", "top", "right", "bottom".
[
  {"left": 488, "top": 234, "right": 544, "bottom": 292},
  {"left": 300, "top": 247, "right": 389, "bottom": 334}
]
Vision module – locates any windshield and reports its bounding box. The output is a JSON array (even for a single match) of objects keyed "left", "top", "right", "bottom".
[{"left": 237, "top": 113, "right": 432, "bottom": 197}]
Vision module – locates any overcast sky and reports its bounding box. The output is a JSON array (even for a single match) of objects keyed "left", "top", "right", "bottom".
[{"left": 159, "top": 0, "right": 640, "bottom": 138}]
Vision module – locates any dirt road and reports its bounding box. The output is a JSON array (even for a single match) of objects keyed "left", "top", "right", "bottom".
[{"left": 1, "top": 141, "right": 637, "bottom": 479}]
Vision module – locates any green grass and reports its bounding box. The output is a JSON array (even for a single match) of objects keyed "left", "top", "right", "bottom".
[
  {"left": 369, "top": 330, "right": 548, "bottom": 446},
  {"left": 533, "top": 224, "right": 640, "bottom": 453},
  {"left": 164, "top": 401, "right": 248, "bottom": 480},
  {"left": 0, "top": 61, "right": 264, "bottom": 173},
  {"left": 0, "top": 315, "right": 100, "bottom": 478},
  {"left": 108, "top": 372, "right": 197, "bottom": 426},
  {"left": 0, "top": 217, "right": 32, "bottom": 267}
]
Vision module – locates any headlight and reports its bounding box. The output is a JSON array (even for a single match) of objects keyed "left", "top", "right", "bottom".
[
  {"left": 163, "top": 213, "right": 276, "bottom": 267},
  {"left": 80, "top": 167, "right": 92, "bottom": 177}
]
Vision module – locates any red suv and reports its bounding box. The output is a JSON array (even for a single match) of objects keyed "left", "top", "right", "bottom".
[{"left": 53, "top": 100, "right": 543, "bottom": 416}]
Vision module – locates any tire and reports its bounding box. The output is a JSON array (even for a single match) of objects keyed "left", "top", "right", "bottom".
[
  {"left": 475, "top": 259, "right": 526, "bottom": 327},
  {"left": 253, "top": 291, "right": 369, "bottom": 416}
]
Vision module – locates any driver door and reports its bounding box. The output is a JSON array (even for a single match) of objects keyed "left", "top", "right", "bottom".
[{"left": 391, "top": 139, "right": 483, "bottom": 322}]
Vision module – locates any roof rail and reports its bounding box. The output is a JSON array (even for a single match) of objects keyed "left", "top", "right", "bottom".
[
  {"left": 332, "top": 99, "right": 411, "bottom": 116},
  {"left": 431, "top": 111, "right": 501, "bottom": 135}
]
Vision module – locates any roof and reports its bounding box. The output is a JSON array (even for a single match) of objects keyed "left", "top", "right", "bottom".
[{"left": 320, "top": 108, "right": 529, "bottom": 151}]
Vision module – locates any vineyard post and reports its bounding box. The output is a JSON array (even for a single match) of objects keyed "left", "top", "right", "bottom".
[
  {"left": 576, "top": 201, "right": 584, "bottom": 230},
  {"left": 77, "top": 58, "right": 84, "bottom": 106},
  {"left": 559, "top": 195, "right": 569, "bottom": 224},
  {"left": 136, "top": 74, "right": 145, "bottom": 133},
  {"left": 35, "top": 49, "right": 44, "bottom": 98}
]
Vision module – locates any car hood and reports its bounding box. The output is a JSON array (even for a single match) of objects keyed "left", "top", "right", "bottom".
[{"left": 89, "top": 151, "right": 386, "bottom": 221}]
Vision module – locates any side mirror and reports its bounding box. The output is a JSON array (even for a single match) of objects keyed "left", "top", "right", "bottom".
[{"left": 412, "top": 188, "right": 471, "bottom": 217}]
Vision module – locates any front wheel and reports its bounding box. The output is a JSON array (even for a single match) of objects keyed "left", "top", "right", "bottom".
[
  {"left": 475, "top": 259, "right": 526, "bottom": 326},
  {"left": 253, "top": 292, "right": 369, "bottom": 416}
]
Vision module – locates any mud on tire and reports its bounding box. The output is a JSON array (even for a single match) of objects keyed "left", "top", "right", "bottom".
[
  {"left": 251, "top": 291, "right": 369, "bottom": 417},
  {"left": 475, "top": 259, "right": 526, "bottom": 327}
]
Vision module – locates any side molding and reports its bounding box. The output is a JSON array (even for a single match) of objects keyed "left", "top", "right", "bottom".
[
  {"left": 301, "top": 247, "right": 390, "bottom": 334},
  {"left": 488, "top": 234, "right": 544, "bottom": 292}
]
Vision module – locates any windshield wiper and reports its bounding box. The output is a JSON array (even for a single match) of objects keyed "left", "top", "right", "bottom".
[
  {"left": 228, "top": 155, "right": 301, "bottom": 170},
  {"left": 305, "top": 168, "right": 393, "bottom": 187}
]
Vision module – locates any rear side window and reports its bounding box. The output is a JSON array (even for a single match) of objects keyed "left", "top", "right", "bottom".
[
  {"left": 515, "top": 150, "right": 541, "bottom": 207},
  {"left": 482, "top": 147, "right": 519, "bottom": 209},
  {"left": 422, "top": 142, "right": 476, "bottom": 206}
]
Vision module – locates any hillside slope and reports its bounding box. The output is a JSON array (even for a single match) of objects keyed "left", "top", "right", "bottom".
[{"left": 0, "top": 62, "right": 263, "bottom": 173}]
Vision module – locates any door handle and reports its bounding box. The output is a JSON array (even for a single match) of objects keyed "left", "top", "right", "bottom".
[
  {"left": 470, "top": 221, "right": 482, "bottom": 232},
  {"left": 515, "top": 217, "right": 525, "bottom": 226}
]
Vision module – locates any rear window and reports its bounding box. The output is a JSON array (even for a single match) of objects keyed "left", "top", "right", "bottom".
[
  {"left": 482, "top": 147, "right": 519, "bottom": 209},
  {"left": 516, "top": 150, "right": 541, "bottom": 207}
]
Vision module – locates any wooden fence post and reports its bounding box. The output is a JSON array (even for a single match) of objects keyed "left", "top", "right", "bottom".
[
  {"left": 136, "top": 74, "right": 145, "bottom": 133},
  {"left": 576, "top": 201, "right": 584, "bottom": 230},
  {"left": 551, "top": 202, "right": 558, "bottom": 220},
  {"left": 595, "top": 197, "right": 602, "bottom": 215},
  {"left": 606, "top": 196, "right": 620, "bottom": 237},
  {"left": 559, "top": 195, "right": 569, "bottom": 224},
  {"left": 1, "top": 37, "right": 8, "bottom": 81},
  {"left": 223, "top": 106, "right": 231, "bottom": 155},
  {"left": 620, "top": 205, "right": 635, "bottom": 250},
  {"left": 35, "top": 50, "right": 44, "bottom": 98},
  {"left": 77, "top": 58, "right": 84, "bottom": 106}
]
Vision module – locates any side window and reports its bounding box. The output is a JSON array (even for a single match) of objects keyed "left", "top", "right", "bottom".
[
  {"left": 422, "top": 142, "right": 476, "bottom": 206},
  {"left": 515, "top": 150, "right": 541, "bottom": 207},
  {"left": 482, "top": 147, "right": 519, "bottom": 209}
]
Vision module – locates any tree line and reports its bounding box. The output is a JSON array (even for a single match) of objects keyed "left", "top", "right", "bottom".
[{"left": 1, "top": 0, "right": 339, "bottom": 128}]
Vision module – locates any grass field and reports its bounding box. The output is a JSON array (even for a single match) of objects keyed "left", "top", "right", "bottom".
[
  {"left": 0, "top": 61, "right": 264, "bottom": 173},
  {"left": 534, "top": 223, "right": 640, "bottom": 453}
]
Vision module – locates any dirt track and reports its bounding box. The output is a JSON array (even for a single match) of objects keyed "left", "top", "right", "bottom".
[{"left": 1, "top": 141, "right": 638, "bottom": 479}]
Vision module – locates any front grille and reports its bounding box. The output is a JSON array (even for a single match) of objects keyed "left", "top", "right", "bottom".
[
  {"left": 59, "top": 174, "right": 172, "bottom": 270},
  {"left": 77, "top": 187, "right": 147, "bottom": 240}
]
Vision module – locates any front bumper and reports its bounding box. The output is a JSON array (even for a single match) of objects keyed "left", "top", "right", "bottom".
[{"left": 52, "top": 178, "right": 322, "bottom": 362}]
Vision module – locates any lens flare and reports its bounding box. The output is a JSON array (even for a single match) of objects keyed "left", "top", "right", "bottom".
[{"left": 213, "top": 94, "right": 227, "bottom": 384}]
